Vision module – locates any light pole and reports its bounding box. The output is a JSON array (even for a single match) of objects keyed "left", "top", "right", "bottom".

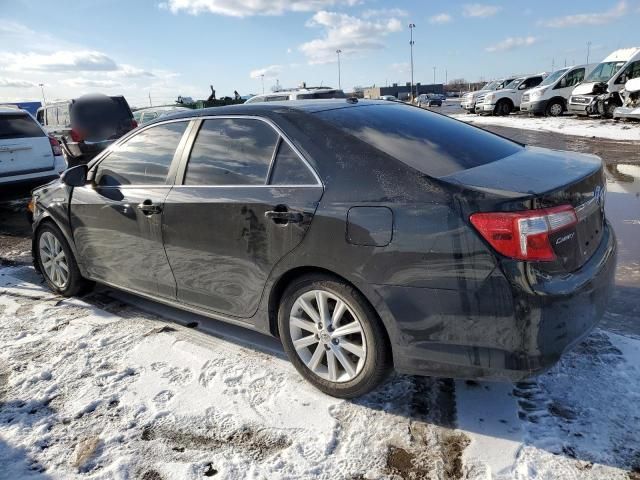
[
  {"left": 433, "top": 66, "right": 436, "bottom": 85},
  {"left": 336, "top": 49, "right": 342, "bottom": 90},
  {"left": 409, "top": 23, "right": 415, "bottom": 101},
  {"left": 261, "top": 74, "right": 265, "bottom": 94},
  {"left": 38, "top": 83, "right": 47, "bottom": 105},
  {"left": 586, "top": 41, "right": 592, "bottom": 64}
]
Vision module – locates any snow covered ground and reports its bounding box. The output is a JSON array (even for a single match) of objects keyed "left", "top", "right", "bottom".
[
  {"left": 449, "top": 113, "right": 640, "bottom": 141},
  {"left": 1, "top": 265, "right": 639, "bottom": 480}
]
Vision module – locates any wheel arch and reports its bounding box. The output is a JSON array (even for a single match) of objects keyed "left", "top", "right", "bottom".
[
  {"left": 266, "top": 266, "right": 394, "bottom": 359},
  {"left": 548, "top": 96, "right": 567, "bottom": 109},
  {"left": 32, "top": 214, "right": 80, "bottom": 273}
]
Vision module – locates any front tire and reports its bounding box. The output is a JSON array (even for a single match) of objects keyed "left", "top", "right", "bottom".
[
  {"left": 494, "top": 99, "right": 513, "bottom": 116},
  {"left": 36, "top": 223, "right": 93, "bottom": 296},
  {"left": 546, "top": 100, "right": 564, "bottom": 117},
  {"left": 278, "top": 274, "right": 391, "bottom": 398}
]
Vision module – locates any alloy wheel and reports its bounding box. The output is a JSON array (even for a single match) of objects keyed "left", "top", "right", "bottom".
[
  {"left": 289, "top": 289, "right": 367, "bottom": 383},
  {"left": 39, "top": 231, "right": 69, "bottom": 289},
  {"left": 549, "top": 103, "right": 563, "bottom": 116}
]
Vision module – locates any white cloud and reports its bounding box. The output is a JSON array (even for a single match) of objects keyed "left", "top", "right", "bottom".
[
  {"left": 161, "top": 0, "right": 361, "bottom": 17},
  {"left": 429, "top": 13, "right": 452, "bottom": 24},
  {"left": 486, "top": 36, "right": 538, "bottom": 52},
  {"left": 250, "top": 64, "right": 282, "bottom": 79},
  {"left": 61, "top": 78, "right": 122, "bottom": 88},
  {"left": 0, "top": 21, "right": 36, "bottom": 37},
  {"left": 0, "top": 50, "right": 118, "bottom": 72},
  {"left": 299, "top": 10, "right": 402, "bottom": 64},
  {"left": 463, "top": 3, "right": 501, "bottom": 17},
  {"left": 361, "top": 8, "right": 407, "bottom": 18},
  {"left": 115, "top": 64, "right": 156, "bottom": 78},
  {"left": 0, "top": 78, "right": 37, "bottom": 88},
  {"left": 389, "top": 62, "right": 410, "bottom": 74},
  {"left": 538, "top": 1, "right": 628, "bottom": 27}
]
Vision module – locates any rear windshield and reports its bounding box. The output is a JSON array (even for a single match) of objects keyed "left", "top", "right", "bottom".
[
  {"left": 0, "top": 113, "right": 45, "bottom": 140},
  {"left": 316, "top": 104, "right": 522, "bottom": 177},
  {"left": 70, "top": 96, "right": 132, "bottom": 129}
]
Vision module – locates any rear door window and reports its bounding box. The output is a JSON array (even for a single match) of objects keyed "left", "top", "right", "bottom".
[
  {"left": 0, "top": 113, "right": 45, "bottom": 139},
  {"left": 183, "top": 118, "right": 279, "bottom": 185},
  {"left": 269, "top": 141, "right": 317, "bottom": 185},
  {"left": 46, "top": 107, "right": 57, "bottom": 126},
  {"left": 316, "top": 104, "right": 521, "bottom": 177},
  {"left": 95, "top": 121, "right": 187, "bottom": 186}
]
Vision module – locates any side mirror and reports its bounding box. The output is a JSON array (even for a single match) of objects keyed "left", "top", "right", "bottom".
[
  {"left": 61, "top": 164, "right": 88, "bottom": 187},
  {"left": 559, "top": 78, "right": 567, "bottom": 88}
]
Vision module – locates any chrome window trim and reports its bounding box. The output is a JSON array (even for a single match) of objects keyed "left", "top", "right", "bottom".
[
  {"left": 88, "top": 114, "right": 323, "bottom": 189},
  {"left": 182, "top": 114, "right": 323, "bottom": 188}
]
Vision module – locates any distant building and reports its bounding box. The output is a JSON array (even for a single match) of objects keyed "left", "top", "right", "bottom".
[{"left": 363, "top": 82, "right": 444, "bottom": 100}]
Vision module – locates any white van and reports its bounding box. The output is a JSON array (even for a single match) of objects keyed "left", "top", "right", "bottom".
[
  {"left": 568, "top": 47, "right": 640, "bottom": 116},
  {"left": 521, "top": 64, "right": 596, "bottom": 116},
  {"left": 476, "top": 74, "right": 546, "bottom": 116},
  {"left": 0, "top": 107, "right": 65, "bottom": 188},
  {"left": 245, "top": 87, "right": 346, "bottom": 103},
  {"left": 459, "top": 77, "right": 515, "bottom": 113}
]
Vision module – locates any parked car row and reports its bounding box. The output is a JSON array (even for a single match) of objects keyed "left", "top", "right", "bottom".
[{"left": 461, "top": 47, "right": 640, "bottom": 119}]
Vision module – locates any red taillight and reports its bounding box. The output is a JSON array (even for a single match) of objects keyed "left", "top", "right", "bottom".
[
  {"left": 70, "top": 128, "right": 85, "bottom": 142},
  {"left": 48, "top": 136, "right": 63, "bottom": 156},
  {"left": 131, "top": 119, "right": 138, "bottom": 129},
  {"left": 470, "top": 205, "right": 578, "bottom": 261}
]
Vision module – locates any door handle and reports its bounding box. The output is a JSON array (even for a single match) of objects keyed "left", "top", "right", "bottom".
[
  {"left": 137, "top": 200, "right": 163, "bottom": 215},
  {"left": 265, "top": 210, "right": 303, "bottom": 224}
]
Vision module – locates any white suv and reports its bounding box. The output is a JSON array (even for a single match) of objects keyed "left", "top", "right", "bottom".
[
  {"left": 477, "top": 74, "right": 546, "bottom": 116},
  {"left": 460, "top": 78, "right": 515, "bottom": 113},
  {"left": 0, "top": 107, "right": 65, "bottom": 187}
]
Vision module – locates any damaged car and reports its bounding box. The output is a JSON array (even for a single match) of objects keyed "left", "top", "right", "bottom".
[
  {"left": 568, "top": 47, "right": 640, "bottom": 118},
  {"left": 29, "top": 100, "right": 617, "bottom": 398},
  {"left": 613, "top": 77, "right": 640, "bottom": 121}
]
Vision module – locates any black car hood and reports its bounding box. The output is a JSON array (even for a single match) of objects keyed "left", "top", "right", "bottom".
[{"left": 440, "top": 146, "right": 602, "bottom": 197}]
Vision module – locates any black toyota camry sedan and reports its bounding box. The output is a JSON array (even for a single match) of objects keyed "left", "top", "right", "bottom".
[{"left": 29, "top": 100, "right": 616, "bottom": 398}]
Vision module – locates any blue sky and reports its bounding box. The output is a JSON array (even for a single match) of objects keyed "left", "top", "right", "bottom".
[{"left": 1, "top": 0, "right": 639, "bottom": 107}]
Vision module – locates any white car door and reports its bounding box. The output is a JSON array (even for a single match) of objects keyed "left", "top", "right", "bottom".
[{"left": 0, "top": 111, "right": 54, "bottom": 179}]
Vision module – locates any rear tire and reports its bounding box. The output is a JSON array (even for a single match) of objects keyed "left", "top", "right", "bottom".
[
  {"left": 36, "top": 223, "right": 93, "bottom": 297},
  {"left": 278, "top": 274, "right": 391, "bottom": 398}
]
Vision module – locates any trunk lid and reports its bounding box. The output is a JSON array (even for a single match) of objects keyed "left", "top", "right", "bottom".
[
  {"left": 70, "top": 95, "right": 134, "bottom": 142},
  {"left": 442, "top": 146, "right": 606, "bottom": 272}
]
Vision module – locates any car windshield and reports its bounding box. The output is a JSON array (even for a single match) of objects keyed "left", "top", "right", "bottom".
[
  {"left": 0, "top": 113, "right": 45, "bottom": 140},
  {"left": 586, "top": 61, "right": 626, "bottom": 83},
  {"left": 482, "top": 81, "right": 498, "bottom": 90},
  {"left": 540, "top": 68, "right": 569, "bottom": 86},
  {"left": 316, "top": 103, "right": 521, "bottom": 177},
  {"left": 504, "top": 78, "right": 524, "bottom": 89}
]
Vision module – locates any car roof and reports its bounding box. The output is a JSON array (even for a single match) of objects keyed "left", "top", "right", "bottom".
[
  {"left": 149, "top": 99, "right": 390, "bottom": 124},
  {"left": 0, "top": 107, "right": 29, "bottom": 115}
]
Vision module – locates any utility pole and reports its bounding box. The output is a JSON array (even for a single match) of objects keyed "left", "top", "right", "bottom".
[
  {"left": 445, "top": 69, "right": 448, "bottom": 85},
  {"left": 409, "top": 23, "right": 416, "bottom": 101},
  {"left": 261, "top": 74, "right": 265, "bottom": 94},
  {"left": 586, "top": 41, "right": 592, "bottom": 64},
  {"left": 39, "top": 83, "right": 46, "bottom": 105},
  {"left": 336, "top": 49, "right": 342, "bottom": 90},
  {"left": 551, "top": 57, "right": 555, "bottom": 72},
  {"left": 148, "top": 91, "right": 152, "bottom": 107},
  {"left": 433, "top": 66, "right": 436, "bottom": 85}
]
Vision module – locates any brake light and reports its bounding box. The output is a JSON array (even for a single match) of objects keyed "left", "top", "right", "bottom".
[
  {"left": 48, "top": 136, "right": 63, "bottom": 156},
  {"left": 70, "top": 128, "right": 85, "bottom": 142},
  {"left": 470, "top": 205, "right": 578, "bottom": 261}
]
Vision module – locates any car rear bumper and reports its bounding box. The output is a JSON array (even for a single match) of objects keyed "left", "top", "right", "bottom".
[
  {"left": 376, "top": 221, "right": 617, "bottom": 381},
  {"left": 64, "top": 140, "right": 113, "bottom": 165}
]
